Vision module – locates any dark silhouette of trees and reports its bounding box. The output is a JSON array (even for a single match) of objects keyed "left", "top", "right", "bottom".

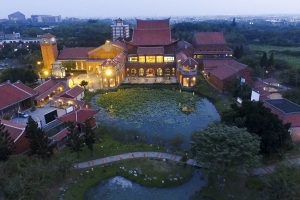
[
  {"left": 66, "top": 121, "right": 84, "bottom": 158},
  {"left": 260, "top": 52, "right": 268, "bottom": 68},
  {"left": 0, "top": 120, "right": 14, "bottom": 161},
  {"left": 221, "top": 101, "right": 293, "bottom": 155},
  {"left": 83, "top": 121, "right": 96, "bottom": 156},
  {"left": 25, "top": 117, "right": 55, "bottom": 159}
]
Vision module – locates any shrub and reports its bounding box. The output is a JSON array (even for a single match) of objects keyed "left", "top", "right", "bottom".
[{"left": 245, "top": 177, "right": 266, "bottom": 191}]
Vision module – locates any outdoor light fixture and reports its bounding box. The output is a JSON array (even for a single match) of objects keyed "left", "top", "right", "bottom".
[
  {"left": 44, "top": 71, "right": 49, "bottom": 75},
  {"left": 106, "top": 69, "right": 112, "bottom": 76}
]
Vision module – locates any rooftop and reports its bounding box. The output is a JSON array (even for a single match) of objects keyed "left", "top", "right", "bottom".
[
  {"left": 194, "top": 32, "right": 227, "bottom": 45},
  {"left": 264, "top": 99, "right": 300, "bottom": 114},
  {"left": 58, "top": 47, "right": 96, "bottom": 60}
]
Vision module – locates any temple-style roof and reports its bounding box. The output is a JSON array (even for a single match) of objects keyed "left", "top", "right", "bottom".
[
  {"left": 181, "top": 57, "right": 198, "bottom": 66},
  {"left": 1, "top": 119, "right": 26, "bottom": 142},
  {"left": 193, "top": 32, "right": 227, "bottom": 45},
  {"left": 101, "top": 51, "right": 127, "bottom": 66},
  {"left": 175, "top": 51, "right": 188, "bottom": 61},
  {"left": 130, "top": 28, "right": 176, "bottom": 46},
  {"left": 136, "top": 18, "right": 170, "bottom": 29},
  {"left": 57, "top": 108, "right": 100, "bottom": 124},
  {"left": 55, "top": 85, "right": 84, "bottom": 99},
  {"left": 58, "top": 47, "right": 96, "bottom": 60},
  {"left": 137, "top": 46, "right": 164, "bottom": 55}
]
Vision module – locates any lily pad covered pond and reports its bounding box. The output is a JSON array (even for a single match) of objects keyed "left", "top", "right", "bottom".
[{"left": 95, "top": 89, "right": 220, "bottom": 148}]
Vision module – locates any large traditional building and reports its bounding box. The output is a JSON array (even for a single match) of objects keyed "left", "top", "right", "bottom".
[{"left": 39, "top": 18, "right": 250, "bottom": 89}]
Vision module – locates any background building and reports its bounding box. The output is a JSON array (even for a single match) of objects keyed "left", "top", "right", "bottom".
[
  {"left": 8, "top": 11, "right": 25, "bottom": 21},
  {"left": 111, "top": 18, "right": 129, "bottom": 41},
  {"left": 31, "top": 15, "right": 62, "bottom": 23}
]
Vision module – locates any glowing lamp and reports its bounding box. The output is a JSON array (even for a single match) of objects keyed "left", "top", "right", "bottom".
[{"left": 106, "top": 69, "right": 112, "bottom": 76}]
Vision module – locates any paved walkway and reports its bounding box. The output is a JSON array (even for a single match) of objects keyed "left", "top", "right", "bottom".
[{"left": 73, "top": 151, "right": 282, "bottom": 176}]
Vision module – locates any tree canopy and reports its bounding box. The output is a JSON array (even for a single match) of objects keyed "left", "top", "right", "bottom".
[
  {"left": 191, "top": 123, "right": 261, "bottom": 173},
  {"left": 0, "top": 120, "right": 14, "bottom": 161},
  {"left": 221, "top": 101, "right": 293, "bottom": 155},
  {"left": 66, "top": 121, "right": 84, "bottom": 158},
  {"left": 25, "top": 117, "right": 55, "bottom": 159}
]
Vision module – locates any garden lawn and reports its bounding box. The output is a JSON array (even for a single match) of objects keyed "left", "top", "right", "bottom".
[
  {"left": 59, "top": 127, "right": 167, "bottom": 163},
  {"left": 62, "top": 158, "right": 194, "bottom": 200}
]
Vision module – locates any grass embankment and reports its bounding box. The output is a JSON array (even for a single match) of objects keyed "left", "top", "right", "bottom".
[
  {"left": 63, "top": 158, "right": 194, "bottom": 200},
  {"left": 56, "top": 127, "right": 194, "bottom": 200},
  {"left": 192, "top": 75, "right": 234, "bottom": 114}
]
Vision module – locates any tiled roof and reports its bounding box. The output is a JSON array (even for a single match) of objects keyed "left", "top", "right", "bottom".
[
  {"left": 130, "top": 28, "right": 176, "bottom": 46},
  {"left": 1, "top": 119, "right": 25, "bottom": 142},
  {"left": 137, "top": 46, "right": 164, "bottom": 55},
  {"left": 34, "top": 79, "right": 58, "bottom": 94},
  {"left": 136, "top": 19, "right": 170, "bottom": 29},
  {"left": 58, "top": 47, "right": 96, "bottom": 60},
  {"left": 203, "top": 60, "right": 247, "bottom": 80},
  {"left": 101, "top": 51, "right": 127, "bottom": 66},
  {"left": 41, "top": 33, "right": 55, "bottom": 39},
  {"left": 57, "top": 108, "right": 100, "bottom": 123},
  {"left": 252, "top": 80, "right": 268, "bottom": 89},
  {"left": 13, "top": 81, "right": 38, "bottom": 96},
  {"left": 175, "top": 51, "right": 188, "bottom": 61},
  {"left": 194, "top": 32, "right": 227, "bottom": 45},
  {"left": 112, "top": 40, "right": 127, "bottom": 50},
  {"left": 181, "top": 57, "right": 198, "bottom": 66},
  {"left": 263, "top": 77, "right": 281, "bottom": 84},
  {"left": 52, "top": 128, "right": 68, "bottom": 141},
  {"left": 0, "top": 81, "right": 34, "bottom": 109},
  {"left": 65, "top": 85, "right": 84, "bottom": 98},
  {"left": 35, "top": 82, "right": 64, "bottom": 101}
]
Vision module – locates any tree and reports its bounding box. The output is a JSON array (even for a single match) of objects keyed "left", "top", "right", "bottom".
[
  {"left": 84, "top": 121, "right": 96, "bottom": 156},
  {"left": 265, "top": 162, "right": 300, "bottom": 200},
  {"left": 267, "top": 52, "right": 275, "bottom": 68},
  {"left": 25, "top": 116, "right": 55, "bottom": 159},
  {"left": 231, "top": 18, "right": 236, "bottom": 27},
  {"left": 66, "top": 121, "right": 84, "bottom": 158},
  {"left": 191, "top": 123, "right": 261, "bottom": 173},
  {"left": 80, "top": 80, "right": 89, "bottom": 90},
  {"left": 260, "top": 52, "right": 268, "bottom": 68},
  {"left": 231, "top": 78, "right": 252, "bottom": 100},
  {"left": 221, "top": 101, "right": 293, "bottom": 155},
  {"left": 0, "top": 120, "right": 14, "bottom": 161}
]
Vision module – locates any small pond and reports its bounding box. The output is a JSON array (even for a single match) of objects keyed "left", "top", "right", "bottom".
[
  {"left": 84, "top": 169, "right": 206, "bottom": 200},
  {"left": 94, "top": 89, "right": 220, "bottom": 149}
]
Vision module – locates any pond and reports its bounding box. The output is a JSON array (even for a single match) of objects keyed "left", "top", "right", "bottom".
[
  {"left": 94, "top": 89, "right": 220, "bottom": 149},
  {"left": 84, "top": 169, "right": 205, "bottom": 200}
]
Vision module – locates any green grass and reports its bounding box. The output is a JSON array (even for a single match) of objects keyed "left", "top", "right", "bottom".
[
  {"left": 201, "top": 172, "right": 265, "bottom": 200},
  {"left": 61, "top": 158, "right": 194, "bottom": 200},
  {"left": 249, "top": 44, "right": 300, "bottom": 68},
  {"left": 59, "top": 127, "right": 167, "bottom": 163}
]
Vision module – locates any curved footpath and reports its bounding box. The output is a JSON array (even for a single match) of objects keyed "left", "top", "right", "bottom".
[{"left": 74, "top": 151, "right": 277, "bottom": 176}]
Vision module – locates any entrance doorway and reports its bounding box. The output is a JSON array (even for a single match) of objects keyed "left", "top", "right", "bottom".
[{"left": 146, "top": 68, "right": 155, "bottom": 76}]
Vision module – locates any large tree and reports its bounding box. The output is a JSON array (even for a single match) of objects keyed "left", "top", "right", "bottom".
[
  {"left": 25, "top": 117, "right": 55, "bottom": 159},
  {"left": 191, "top": 123, "right": 261, "bottom": 173},
  {"left": 84, "top": 121, "right": 96, "bottom": 156},
  {"left": 260, "top": 52, "right": 268, "bottom": 68},
  {"left": 66, "top": 121, "right": 84, "bottom": 158},
  {"left": 221, "top": 101, "right": 293, "bottom": 155},
  {"left": 0, "top": 120, "right": 14, "bottom": 161}
]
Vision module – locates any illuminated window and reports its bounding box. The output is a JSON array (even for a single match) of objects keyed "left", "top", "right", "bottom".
[
  {"left": 164, "top": 56, "right": 174, "bottom": 62},
  {"left": 139, "top": 56, "right": 145, "bottom": 63},
  {"left": 146, "top": 56, "right": 155, "bottom": 63},
  {"left": 129, "top": 57, "right": 138, "bottom": 62},
  {"left": 191, "top": 77, "right": 196, "bottom": 86},
  {"left": 156, "top": 56, "right": 163, "bottom": 63},
  {"left": 165, "top": 68, "right": 170, "bottom": 75},
  {"left": 131, "top": 68, "right": 137, "bottom": 76}
]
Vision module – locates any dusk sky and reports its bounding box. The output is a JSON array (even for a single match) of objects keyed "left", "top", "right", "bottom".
[{"left": 1, "top": 0, "right": 299, "bottom": 19}]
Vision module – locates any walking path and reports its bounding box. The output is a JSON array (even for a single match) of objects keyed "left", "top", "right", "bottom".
[{"left": 73, "top": 151, "right": 283, "bottom": 176}]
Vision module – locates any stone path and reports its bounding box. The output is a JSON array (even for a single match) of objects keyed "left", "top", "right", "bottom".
[{"left": 73, "top": 151, "right": 281, "bottom": 176}]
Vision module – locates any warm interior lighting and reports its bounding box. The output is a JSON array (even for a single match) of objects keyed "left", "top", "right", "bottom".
[
  {"left": 44, "top": 71, "right": 49, "bottom": 75},
  {"left": 106, "top": 69, "right": 112, "bottom": 76}
]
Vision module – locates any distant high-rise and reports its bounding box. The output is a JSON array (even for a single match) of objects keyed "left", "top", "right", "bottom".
[
  {"left": 111, "top": 18, "right": 129, "bottom": 41},
  {"left": 8, "top": 11, "right": 25, "bottom": 21},
  {"left": 31, "top": 15, "right": 62, "bottom": 23}
]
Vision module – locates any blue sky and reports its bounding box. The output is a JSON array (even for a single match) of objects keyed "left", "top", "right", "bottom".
[{"left": 1, "top": 0, "right": 299, "bottom": 19}]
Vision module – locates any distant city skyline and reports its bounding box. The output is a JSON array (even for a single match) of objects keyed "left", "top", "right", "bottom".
[{"left": 1, "top": 0, "right": 300, "bottom": 19}]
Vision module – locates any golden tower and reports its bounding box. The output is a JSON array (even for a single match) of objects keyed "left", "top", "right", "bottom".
[{"left": 40, "top": 33, "right": 58, "bottom": 71}]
